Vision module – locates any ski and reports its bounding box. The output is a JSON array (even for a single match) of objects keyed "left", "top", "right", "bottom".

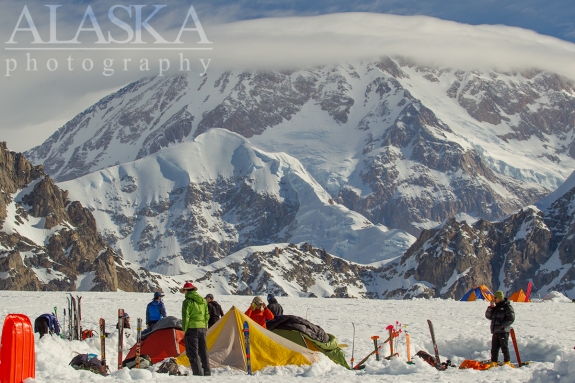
[
  {"left": 510, "top": 328, "right": 523, "bottom": 367},
  {"left": 243, "top": 321, "right": 252, "bottom": 375},
  {"left": 99, "top": 318, "right": 107, "bottom": 375},
  {"left": 69, "top": 294, "right": 77, "bottom": 340},
  {"left": 118, "top": 309, "right": 125, "bottom": 370},
  {"left": 67, "top": 296, "right": 72, "bottom": 340},
  {"left": 77, "top": 296, "right": 83, "bottom": 341},
  {"left": 371, "top": 335, "right": 380, "bottom": 361},
  {"left": 427, "top": 319, "right": 441, "bottom": 368},
  {"left": 136, "top": 318, "right": 142, "bottom": 368},
  {"left": 63, "top": 309, "right": 66, "bottom": 340},
  {"left": 350, "top": 322, "right": 355, "bottom": 368}
]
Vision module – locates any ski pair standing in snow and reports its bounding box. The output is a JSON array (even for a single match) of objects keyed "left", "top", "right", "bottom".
[{"left": 485, "top": 290, "right": 515, "bottom": 367}]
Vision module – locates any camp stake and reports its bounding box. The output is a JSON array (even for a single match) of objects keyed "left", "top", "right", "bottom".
[
  {"left": 405, "top": 332, "right": 413, "bottom": 363},
  {"left": 371, "top": 336, "right": 380, "bottom": 361}
]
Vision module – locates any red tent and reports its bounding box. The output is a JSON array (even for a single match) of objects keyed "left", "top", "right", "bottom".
[{"left": 125, "top": 328, "right": 185, "bottom": 364}]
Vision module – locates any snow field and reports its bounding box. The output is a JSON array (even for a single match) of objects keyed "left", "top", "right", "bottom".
[{"left": 0, "top": 292, "right": 572, "bottom": 382}]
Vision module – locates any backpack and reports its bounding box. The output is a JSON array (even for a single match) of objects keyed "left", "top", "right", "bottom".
[
  {"left": 121, "top": 354, "right": 152, "bottom": 369},
  {"left": 69, "top": 353, "right": 102, "bottom": 374},
  {"left": 157, "top": 358, "right": 182, "bottom": 376},
  {"left": 82, "top": 330, "right": 95, "bottom": 340}
]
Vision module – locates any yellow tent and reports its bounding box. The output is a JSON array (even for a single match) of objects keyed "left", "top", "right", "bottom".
[
  {"left": 176, "top": 306, "right": 321, "bottom": 372},
  {"left": 509, "top": 289, "right": 531, "bottom": 302}
]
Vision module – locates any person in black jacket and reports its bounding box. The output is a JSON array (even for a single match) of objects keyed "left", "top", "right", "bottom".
[
  {"left": 485, "top": 290, "right": 515, "bottom": 366},
  {"left": 267, "top": 294, "right": 283, "bottom": 317},
  {"left": 205, "top": 294, "right": 224, "bottom": 328}
]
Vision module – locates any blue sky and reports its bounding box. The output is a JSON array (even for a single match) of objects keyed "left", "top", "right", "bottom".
[{"left": 190, "top": 0, "right": 575, "bottom": 41}]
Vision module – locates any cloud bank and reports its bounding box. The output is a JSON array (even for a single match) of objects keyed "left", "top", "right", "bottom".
[{"left": 1, "top": 9, "right": 575, "bottom": 152}]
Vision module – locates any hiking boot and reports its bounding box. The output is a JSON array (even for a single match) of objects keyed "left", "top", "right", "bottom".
[
  {"left": 489, "top": 362, "right": 499, "bottom": 368},
  {"left": 504, "top": 361, "right": 517, "bottom": 368}
]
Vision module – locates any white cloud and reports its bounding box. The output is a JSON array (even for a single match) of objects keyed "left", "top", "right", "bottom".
[{"left": 1, "top": 10, "right": 575, "bottom": 152}]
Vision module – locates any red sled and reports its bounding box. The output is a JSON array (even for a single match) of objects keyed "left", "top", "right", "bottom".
[{"left": 0, "top": 314, "right": 35, "bottom": 383}]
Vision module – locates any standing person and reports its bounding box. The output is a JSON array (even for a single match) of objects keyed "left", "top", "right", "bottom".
[
  {"left": 146, "top": 291, "right": 167, "bottom": 329},
  {"left": 205, "top": 294, "right": 224, "bottom": 328},
  {"left": 181, "top": 282, "right": 211, "bottom": 376},
  {"left": 34, "top": 313, "right": 60, "bottom": 338},
  {"left": 245, "top": 296, "right": 274, "bottom": 328},
  {"left": 267, "top": 294, "right": 283, "bottom": 317},
  {"left": 485, "top": 290, "right": 515, "bottom": 367}
]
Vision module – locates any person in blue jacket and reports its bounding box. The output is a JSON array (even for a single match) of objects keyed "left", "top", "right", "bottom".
[
  {"left": 34, "top": 313, "right": 60, "bottom": 338},
  {"left": 146, "top": 291, "right": 167, "bottom": 328}
]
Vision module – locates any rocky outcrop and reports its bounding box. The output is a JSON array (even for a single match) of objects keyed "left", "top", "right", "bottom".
[
  {"left": 0, "top": 143, "right": 163, "bottom": 291},
  {"left": 391, "top": 180, "right": 575, "bottom": 298}
]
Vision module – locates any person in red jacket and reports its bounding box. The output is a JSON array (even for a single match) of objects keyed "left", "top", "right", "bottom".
[{"left": 245, "top": 296, "right": 274, "bottom": 328}]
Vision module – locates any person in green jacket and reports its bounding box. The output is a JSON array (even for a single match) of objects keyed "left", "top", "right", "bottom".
[{"left": 181, "top": 281, "right": 211, "bottom": 376}]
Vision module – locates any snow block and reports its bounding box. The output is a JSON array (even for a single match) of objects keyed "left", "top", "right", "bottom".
[{"left": 0, "top": 314, "right": 35, "bottom": 383}]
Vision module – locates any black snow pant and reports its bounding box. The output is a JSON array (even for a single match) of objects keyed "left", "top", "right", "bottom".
[
  {"left": 35, "top": 317, "right": 49, "bottom": 338},
  {"left": 491, "top": 332, "right": 510, "bottom": 363},
  {"left": 185, "top": 328, "right": 210, "bottom": 376}
]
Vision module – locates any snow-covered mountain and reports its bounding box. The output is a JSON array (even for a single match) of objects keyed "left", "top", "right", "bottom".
[
  {"left": 59, "top": 129, "right": 414, "bottom": 275},
  {"left": 25, "top": 58, "right": 575, "bottom": 237},
  {"left": 0, "top": 142, "right": 180, "bottom": 291}
]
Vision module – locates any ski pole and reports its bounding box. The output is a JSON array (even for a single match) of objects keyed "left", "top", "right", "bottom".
[
  {"left": 350, "top": 323, "right": 355, "bottom": 368},
  {"left": 371, "top": 336, "right": 380, "bottom": 361}
]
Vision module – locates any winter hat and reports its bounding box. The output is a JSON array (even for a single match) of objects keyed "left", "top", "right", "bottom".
[
  {"left": 252, "top": 296, "right": 263, "bottom": 306},
  {"left": 124, "top": 313, "right": 129, "bottom": 318},
  {"left": 153, "top": 291, "right": 165, "bottom": 299},
  {"left": 180, "top": 281, "right": 197, "bottom": 293},
  {"left": 494, "top": 290, "right": 505, "bottom": 299},
  {"left": 267, "top": 293, "right": 275, "bottom": 301},
  {"left": 205, "top": 294, "right": 214, "bottom": 300}
]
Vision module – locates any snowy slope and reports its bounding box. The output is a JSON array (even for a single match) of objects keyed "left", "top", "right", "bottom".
[
  {"left": 3, "top": 291, "right": 574, "bottom": 383},
  {"left": 59, "top": 129, "right": 414, "bottom": 274},
  {"left": 26, "top": 60, "right": 575, "bottom": 237}
]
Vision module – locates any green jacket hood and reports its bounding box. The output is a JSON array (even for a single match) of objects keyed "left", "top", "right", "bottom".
[{"left": 185, "top": 290, "right": 204, "bottom": 303}]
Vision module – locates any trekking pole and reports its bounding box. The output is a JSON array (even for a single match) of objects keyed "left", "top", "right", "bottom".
[
  {"left": 371, "top": 336, "right": 380, "bottom": 361},
  {"left": 350, "top": 323, "right": 355, "bottom": 369}
]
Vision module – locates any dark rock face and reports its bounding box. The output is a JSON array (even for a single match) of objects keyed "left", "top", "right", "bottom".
[
  {"left": 0, "top": 143, "right": 158, "bottom": 291},
  {"left": 393, "top": 182, "right": 575, "bottom": 298}
]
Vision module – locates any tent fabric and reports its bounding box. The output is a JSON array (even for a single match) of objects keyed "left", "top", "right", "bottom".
[
  {"left": 125, "top": 328, "right": 185, "bottom": 364},
  {"left": 175, "top": 306, "right": 320, "bottom": 372},
  {"left": 141, "top": 316, "right": 182, "bottom": 340},
  {"left": 509, "top": 289, "right": 531, "bottom": 302},
  {"left": 460, "top": 285, "right": 494, "bottom": 301},
  {"left": 266, "top": 315, "right": 330, "bottom": 343},
  {"left": 273, "top": 329, "right": 350, "bottom": 369}
]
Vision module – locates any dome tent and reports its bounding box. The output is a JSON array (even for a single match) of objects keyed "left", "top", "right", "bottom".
[
  {"left": 460, "top": 285, "right": 494, "bottom": 301},
  {"left": 176, "top": 306, "right": 320, "bottom": 372}
]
